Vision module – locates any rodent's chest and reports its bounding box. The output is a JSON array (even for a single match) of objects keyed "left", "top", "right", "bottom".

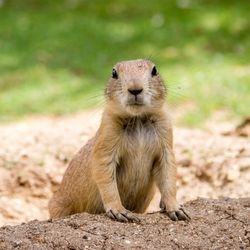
[
  {"left": 115, "top": 119, "right": 163, "bottom": 197},
  {"left": 116, "top": 124, "right": 159, "bottom": 196},
  {"left": 118, "top": 119, "right": 161, "bottom": 163}
]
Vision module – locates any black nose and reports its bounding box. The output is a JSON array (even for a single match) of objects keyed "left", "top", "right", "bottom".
[{"left": 128, "top": 88, "right": 143, "bottom": 96}]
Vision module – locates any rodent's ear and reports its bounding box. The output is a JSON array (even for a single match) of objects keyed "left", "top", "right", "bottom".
[
  {"left": 112, "top": 68, "right": 118, "bottom": 79},
  {"left": 151, "top": 66, "right": 157, "bottom": 77}
]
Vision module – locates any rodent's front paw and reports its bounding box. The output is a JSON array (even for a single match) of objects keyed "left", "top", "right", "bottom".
[
  {"left": 166, "top": 207, "right": 190, "bottom": 221},
  {"left": 106, "top": 208, "right": 140, "bottom": 223}
]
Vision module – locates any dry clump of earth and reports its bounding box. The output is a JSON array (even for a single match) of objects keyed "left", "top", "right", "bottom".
[
  {"left": 0, "top": 198, "right": 249, "bottom": 249},
  {"left": 0, "top": 110, "right": 249, "bottom": 226}
]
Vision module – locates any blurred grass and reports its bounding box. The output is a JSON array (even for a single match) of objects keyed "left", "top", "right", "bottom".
[{"left": 0, "top": 0, "right": 249, "bottom": 125}]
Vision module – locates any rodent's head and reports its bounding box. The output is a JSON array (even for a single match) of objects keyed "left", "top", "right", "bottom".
[{"left": 105, "top": 59, "right": 166, "bottom": 116}]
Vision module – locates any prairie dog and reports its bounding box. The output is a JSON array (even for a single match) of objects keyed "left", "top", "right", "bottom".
[{"left": 49, "top": 59, "right": 189, "bottom": 222}]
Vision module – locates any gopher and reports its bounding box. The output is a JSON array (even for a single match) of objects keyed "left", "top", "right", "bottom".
[{"left": 49, "top": 59, "right": 189, "bottom": 222}]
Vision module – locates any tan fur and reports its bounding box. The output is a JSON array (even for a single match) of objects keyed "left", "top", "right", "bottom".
[{"left": 49, "top": 59, "right": 189, "bottom": 222}]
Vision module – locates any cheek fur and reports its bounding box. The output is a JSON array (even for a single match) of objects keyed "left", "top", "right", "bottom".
[
  {"left": 143, "top": 95, "right": 151, "bottom": 106},
  {"left": 119, "top": 94, "right": 128, "bottom": 107}
]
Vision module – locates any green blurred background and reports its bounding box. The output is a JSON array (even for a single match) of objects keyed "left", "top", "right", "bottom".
[{"left": 0, "top": 0, "right": 249, "bottom": 125}]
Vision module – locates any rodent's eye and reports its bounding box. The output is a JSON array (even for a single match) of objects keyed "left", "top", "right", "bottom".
[
  {"left": 151, "top": 66, "right": 157, "bottom": 77},
  {"left": 112, "top": 68, "right": 118, "bottom": 79}
]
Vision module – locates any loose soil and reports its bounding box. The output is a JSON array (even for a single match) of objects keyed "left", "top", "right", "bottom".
[{"left": 0, "top": 198, "right": 249, "bottom": 249}]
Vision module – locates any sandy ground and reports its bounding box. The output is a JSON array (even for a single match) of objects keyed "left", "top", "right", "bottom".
[
  {"left": 0, "top": 109, "right": 249, "bottom": 226},
  {"left": 0, "top": 198, "right": 249, "bottom": 249}
]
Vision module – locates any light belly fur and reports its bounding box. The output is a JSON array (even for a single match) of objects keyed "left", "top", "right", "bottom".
[{"left": 116, "top": 124, "right": 159, "bottom": 212}]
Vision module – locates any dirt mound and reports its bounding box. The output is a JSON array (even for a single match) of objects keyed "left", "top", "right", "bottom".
[{"left": 0, "top": 198, "right": 249, "bottom": 250}]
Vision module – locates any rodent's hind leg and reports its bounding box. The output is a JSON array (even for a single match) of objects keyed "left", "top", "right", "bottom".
[
  {"left": 106, "top": 208, "right": 140, "bottom": 223},
  {"left": 48, "top": 195, "right": 73, "bottom": 219}
]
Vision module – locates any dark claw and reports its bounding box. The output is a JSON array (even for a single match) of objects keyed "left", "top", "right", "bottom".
[
  {"left": 179, "top": 207, "right": 191, "bottom": 220},
  {"left": 168, "top": 211, "right": 178, "bottom": 221},
  {"left": 122, "top": 212, "right": 141, "bottom": 223},
  {"left": 116, "top": 213, "right": 129, "bottom": 222},
  {"left": 159, "top": 199, "right": 165, "bottom": 211},
  {"left": 167, "top": 207, "right": 190, "bottom": 221},
  {"left": 106, "top": 210, "right": 116, "bottom": 220},
  {"left": 106, "top": 209, "right": 140, "bottom": 223},
  {"left": 176, "top": 210, "right": 188, "bottom": 220}
]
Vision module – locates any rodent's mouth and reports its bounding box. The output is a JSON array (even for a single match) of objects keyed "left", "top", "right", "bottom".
[
  {"left": 125, "top": 95, "right": 147, "bottom": 109},
  {"left": 127, "top": 102, "right": 144, "bottom": 107},
  {"left": 132, "top": 103, "right": 144, "bottom": 106}
]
